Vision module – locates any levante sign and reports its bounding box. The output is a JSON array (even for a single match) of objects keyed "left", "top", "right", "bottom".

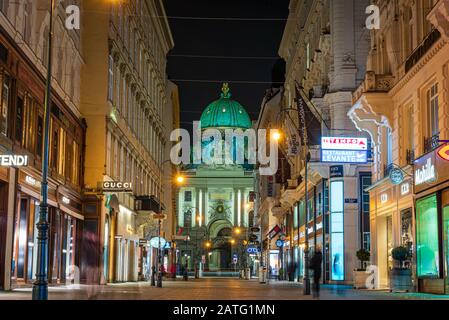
[{"left": 321, "top": 137, "right": 369, "bottom": 164}]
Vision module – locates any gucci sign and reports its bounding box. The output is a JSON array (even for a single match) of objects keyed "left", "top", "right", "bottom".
[{"left": 101, "top": 181, "right": 133, "bottom": 193}]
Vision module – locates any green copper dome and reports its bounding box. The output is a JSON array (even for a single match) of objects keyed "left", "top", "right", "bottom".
[{"left": 200, "top": 83, "right": 252, "bottom": 129}]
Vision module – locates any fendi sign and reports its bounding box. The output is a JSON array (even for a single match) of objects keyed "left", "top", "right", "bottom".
[
  {"left": 0, "top": 155, "right": 28, "bottom": 167},
  {"left": 414, "top": 144, "right": 449, "bottom": 194},
  {"left": 101, "top": 181, "right": 133, "bottom": 193}
]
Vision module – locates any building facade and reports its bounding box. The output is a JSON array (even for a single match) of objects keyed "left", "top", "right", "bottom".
[
  {"left": 254, "top": 88, "right": 288, "bottom": 280},
  {"left": 175, "top": 85, "right": 255, "bottom": 275},
  {"left": 80, "top": 0, "right": 174, "bottom": 284},
  {"left": 274, "top": 0, "right": 372, "bottom": 285},
  {"left": 0, "top": 0, "right": 85, "bottom": 290},
  {"left": 349, "top": 0, "right": 449, "bottom": 294}
]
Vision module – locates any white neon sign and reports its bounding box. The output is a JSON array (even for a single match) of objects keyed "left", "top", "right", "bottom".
[
  {"left": 415, "top": 158, "right": 436, "bottom": 186},
  {"left": 322, "top": 150, "right": 368, "bottom": 163},
  {"left": 0, "top": 155, "right": 28, "bottom": 167}
]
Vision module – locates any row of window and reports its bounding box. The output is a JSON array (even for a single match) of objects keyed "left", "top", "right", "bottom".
[
  {"left": 109, "top": 1, "right": 166, "bottom": 117},
  {"left": 0, "top": 68, "right": 83, "bottom": 187},
  {"left": 108, "top": 55, "right": 164, "bottom": 166},
  {"left": 107, "top": 132, "right": 160, "bottom": 198},
  {"left": 384, "top": 82, "right": 440, "bottom": 171},
  {"left": 111, "top": 1, "right": 166, "bottom": 77},
  {"left": 373, "top": 0, "right": 437, "bottom": 75}
]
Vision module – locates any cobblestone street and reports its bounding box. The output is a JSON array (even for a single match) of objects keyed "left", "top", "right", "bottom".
[{"left": 1, "top": 278, "right": 448, "bottom": 300}]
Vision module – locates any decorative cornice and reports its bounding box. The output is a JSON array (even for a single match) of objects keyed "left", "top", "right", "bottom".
[{"left": 390, "top": 38, "right": 447, "bottom": 96}]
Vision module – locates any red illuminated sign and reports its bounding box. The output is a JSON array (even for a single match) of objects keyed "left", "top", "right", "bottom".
[
  {"left": 321, "top": 137, "right": 368, "bottom": 151},
  {"left": 438, "top": 144, "right": 449, "bottom": 161}
]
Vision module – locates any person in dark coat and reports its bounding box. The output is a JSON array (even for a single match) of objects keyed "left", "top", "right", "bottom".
[
  {"left": 82, "top": 231, "right": 99, "bottom": 299},
  {"left": 309, "top": 245, "right": 323, "bottom": 298}
]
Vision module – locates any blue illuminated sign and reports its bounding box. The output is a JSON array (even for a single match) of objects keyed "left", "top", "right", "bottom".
[
  {"left": 389, "top": 168, "right": 404, "bottom": 185},
  {"left": 247, "top": 247, "right": 260, "bottom": 254},
  {"left": 322, "top": 150, "right": 368, "bottom": 164},
  {"left": 330, "top": 181, "right": 345, "bottom": 281}
]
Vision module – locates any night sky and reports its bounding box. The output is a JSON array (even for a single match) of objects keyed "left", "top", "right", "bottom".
[{"left": 164, "top": 0, "right": 290, "bottom": 131}]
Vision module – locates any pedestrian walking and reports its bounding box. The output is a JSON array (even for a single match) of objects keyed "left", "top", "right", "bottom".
[
  {"left": 82, "top": 231, "right": 100, "bottom": 299},
  {"left": 309, "top": 245, "right": 323, "bottom": 298}
]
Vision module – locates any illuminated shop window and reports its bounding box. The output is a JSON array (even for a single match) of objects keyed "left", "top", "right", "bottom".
[
  {"left": 330, "top": 180, "right": 344, "bottom": 281},
  {"left": 416, "top": 194, "right": 440, "bottom": 278}
]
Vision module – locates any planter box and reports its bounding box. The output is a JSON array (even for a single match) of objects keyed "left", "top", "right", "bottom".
[
  {"left": 389, "top": 269, "right": 413, "bottom": 293},
  {"left": 353, "top": 270, "right": 370, "bottom": 289}
]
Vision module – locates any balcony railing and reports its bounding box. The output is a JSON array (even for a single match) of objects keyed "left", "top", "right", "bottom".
[
  {"left": 424, "top": 133, "right": 441, "bottom": 153},
  {"left": 405, "top": 28, "right": 441, "bottom": 73},
  {"left": 406, "top": 149, "right": 415, "bottom": 165}
]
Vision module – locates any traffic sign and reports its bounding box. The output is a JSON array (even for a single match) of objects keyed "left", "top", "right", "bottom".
[{"left": 153, "top": 214, "right": 167, "bottom": 220}]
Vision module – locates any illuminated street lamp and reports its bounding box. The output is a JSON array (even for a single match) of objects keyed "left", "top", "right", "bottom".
[
  {"left": 271, "top": 130, "right": 282, "bottom": 142},
  {"left": 176, "top": 175, "right": 185, "bottom": 184}
]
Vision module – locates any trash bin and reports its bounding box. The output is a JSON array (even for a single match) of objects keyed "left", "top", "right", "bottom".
[
  {"left": 259, "top": 267, "right": 267, "bottom": 284},
  {"left": 245, "top": 268, "right": 251, "bottom": 280}
]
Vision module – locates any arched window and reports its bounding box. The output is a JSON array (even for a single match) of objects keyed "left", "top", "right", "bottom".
[{"left": 42, "top": 25, "right": 50, "bottom": 68}]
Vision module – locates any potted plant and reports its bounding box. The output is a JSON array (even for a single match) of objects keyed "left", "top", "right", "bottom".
[
  {"left": 389, "top": 246, "right": 413, "bottom": 292},
  {"left": 353, "top": 248, "right": 371, "bottom": 289}
]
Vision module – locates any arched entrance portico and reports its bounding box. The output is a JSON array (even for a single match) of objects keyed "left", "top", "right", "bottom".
[{"left": 208, "top": 220, "right": 234, "bottom": 271}]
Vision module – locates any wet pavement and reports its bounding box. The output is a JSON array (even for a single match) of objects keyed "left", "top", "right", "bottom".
[{"left": 0, "top": 278, "right": 448, "bottom": 300}]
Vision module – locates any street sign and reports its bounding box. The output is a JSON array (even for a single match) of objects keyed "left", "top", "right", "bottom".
[
  {"left": 247, "top": 247, "right": 260, "bottom": 254},
  {"left": 330, "top": 165, "right": 344, "bottom": 178},
  {"left": 249, "top": 234, "right": 258, "bottom": 241},
  {"left": 153, "top": 213, "right": 167, "bottom": 220},
  {"left": 267, "top": 225, "right": 281, "bottom": 239},
  {"left": 276, "top": 239, "right": 284, "bottom": 248}
]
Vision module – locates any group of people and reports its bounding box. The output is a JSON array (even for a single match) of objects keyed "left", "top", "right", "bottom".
[{"left": 283, "top": 245, "right": 324, "bottom": 299}]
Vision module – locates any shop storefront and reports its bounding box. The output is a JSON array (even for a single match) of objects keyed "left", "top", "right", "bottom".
[
  {"left": 11, "top": 170, "right": 83, "bottom": 287},
  {"left": 414, "top": 145, "right": 449, "bottom": 294},
  {"left": 114, "top": 204, "right": 138, "bottom": 282},
  {"left": 0, "top": 166, "right": 10, "bottom": 290},
  {"left": 367, "top": 173, "right": 414, "bottom": 289}
]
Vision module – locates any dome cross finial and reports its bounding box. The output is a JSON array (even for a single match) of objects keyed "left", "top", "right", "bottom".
[{"left": 221, "top": 82, "right": 231, "bottom": 98}]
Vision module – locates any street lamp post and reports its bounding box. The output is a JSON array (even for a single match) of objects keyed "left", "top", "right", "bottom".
[
  {"left": 303, "top": 147, "right": 311, "bottom": 295},
  {"left": 32, "top": 0, "right": 55, "bottom": 301}
]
